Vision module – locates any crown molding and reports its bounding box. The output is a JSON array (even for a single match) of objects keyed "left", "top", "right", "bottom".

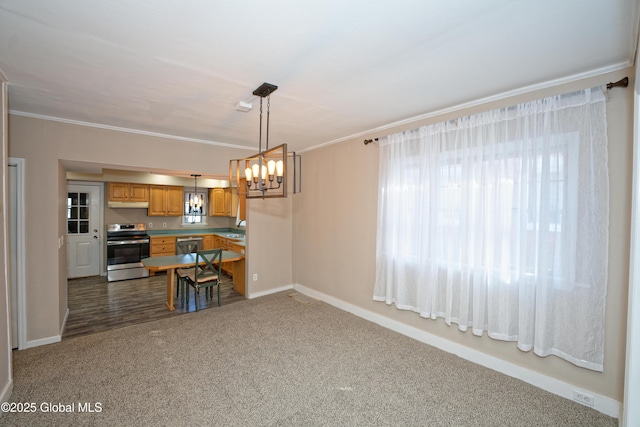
[{"left": 7, "top": 110, "right": 256, "bottom": 151}]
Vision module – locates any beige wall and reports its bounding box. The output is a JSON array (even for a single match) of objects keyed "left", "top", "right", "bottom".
[
  {"left": 8, "top": 117, "right": 256, "bottom": 342},
  {"left": 292, "top": 68, "right": 633, "bottom": 403},
  {"left": 0, "top": 72, "right": 12, "bottom": 401},
  {"left": 245, "top": 197, "right": 293, "bottom": 297}
]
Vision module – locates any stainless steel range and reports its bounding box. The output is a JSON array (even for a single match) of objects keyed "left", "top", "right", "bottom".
[{"left": 106, "top": 223, "right": 150, "bottom": 282}]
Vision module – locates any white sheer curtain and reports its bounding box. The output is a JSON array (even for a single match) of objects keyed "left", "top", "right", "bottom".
[{"left": 374, "top": 87, "right": 609, "bottom": 371}]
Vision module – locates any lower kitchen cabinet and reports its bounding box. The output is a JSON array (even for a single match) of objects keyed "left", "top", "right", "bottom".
[
  {"left": 214, "top": 235, "right": 242, "bottom": 276},
  {"left": 202, "top": 235, "right": 215, "bottom": 250},
  {"left": 231, "top": 242, "right": 245, "bottom": 255},
  {"left": 150, "top": 236, "right": 176, "bottom": 257}
]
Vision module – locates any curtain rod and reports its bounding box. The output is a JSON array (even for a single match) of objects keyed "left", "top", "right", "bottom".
[{"left": 364, "top": 77, "right": 629, "bottom": 145}]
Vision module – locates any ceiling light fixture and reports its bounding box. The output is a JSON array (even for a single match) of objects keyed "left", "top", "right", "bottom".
[
  {"left": 230, "top": 82, "right": 301, "bottom": 199},
  {"left": 188, "top": 174, "right": 203, "bottom": 214}
]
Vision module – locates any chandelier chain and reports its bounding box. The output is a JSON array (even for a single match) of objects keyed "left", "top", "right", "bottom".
[
  {"left": 258, "top": 96, "right": 263, "bottom": 153},
  {"left": 266, "top": 95, "right": 271, "bottom": 151}
]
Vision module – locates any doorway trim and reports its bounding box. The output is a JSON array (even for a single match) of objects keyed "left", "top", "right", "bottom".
[{"left": 8, "top": 157, "right": 26, "bottom": 350}]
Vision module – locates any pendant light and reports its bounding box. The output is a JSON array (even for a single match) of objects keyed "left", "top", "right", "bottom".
[
  {"left": 230, "top": 82, "right": 301, "bottom": 199},
  {"left": 188, "top": 174, "right": 202, "bottom": 214}
]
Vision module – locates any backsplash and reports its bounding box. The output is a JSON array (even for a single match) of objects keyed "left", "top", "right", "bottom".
[{"left": 104, "top": 207, "right": 237, "bottom": 231}]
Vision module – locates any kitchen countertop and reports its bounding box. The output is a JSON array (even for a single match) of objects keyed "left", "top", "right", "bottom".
[
  {"left": 146, "top": 228, "right": 245, "bottom": 247},
  {"left": 146, "top": 227, "right": 243, "bottom": 236}
]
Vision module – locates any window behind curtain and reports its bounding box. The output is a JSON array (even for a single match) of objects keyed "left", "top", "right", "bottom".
[{"left": 374, "top": 87, "right": 609, "bottom": 371}]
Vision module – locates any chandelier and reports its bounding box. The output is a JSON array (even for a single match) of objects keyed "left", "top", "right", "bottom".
[
  {"left": 230, "top": 82, "right": 301, "bottom": 199},
  {"left": 188, "top": 174, "right": 203, "bottom": 214}
]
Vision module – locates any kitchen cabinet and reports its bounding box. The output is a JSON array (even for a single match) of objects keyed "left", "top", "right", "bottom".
[
  {"left": 230, "top": 242, "right": 245, "bottom": 256},
  {"left": 238, "top": 179, "right": 247, "bottom": 222},
  {"left": 208, "top": 188, "right": 226, "bottom": 216},
  {"left": 202, "top": 234, "right": 215, "bottom": 250},
  {"left": 213, "top": 235, "right": 225, "bottom": 250},
  {"left": 108, "top": 182, "right": 149, "bottom": 202},
  {"left": 208, "top": 187, "right": 239, "bottom": 218},
  {"left": 225, "top": 188, "right": 239, "bottom": 217},
  {"left": 150, "top": 236, "right": 176, "bottom": 257},
  {"left": 148, "top": 185, "right": 183, "bottom": 216},
  {"left": 214, "top": 234, "right": 243, "bottom": 275}
]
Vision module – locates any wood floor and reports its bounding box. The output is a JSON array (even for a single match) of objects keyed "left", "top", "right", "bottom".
[{"left": 64, "top": 271, "right": 245, "bottom": 340}]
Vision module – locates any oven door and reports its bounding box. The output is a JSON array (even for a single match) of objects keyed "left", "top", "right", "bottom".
[{"left": 107, "top": 238, "right": 150, "bottom": 266}]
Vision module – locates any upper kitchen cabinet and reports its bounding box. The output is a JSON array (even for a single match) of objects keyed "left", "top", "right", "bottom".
[
  {"left": 208, "top": 187, "right": 239, "bottom": 217},
  {"left": 225, "top": 188, "right": 239, "bottom": 217},
  {"left": 208, "top": 188, "right": 226, "bottom": 216},
  {"left": 148, "top": 185, "right": 183, "bottom": 216},
  {"left": 108, "top": 182, "right": 149, "bottom": 203},
  {"left": 238, "top": 179, "right": 246, "bottom": 222}
]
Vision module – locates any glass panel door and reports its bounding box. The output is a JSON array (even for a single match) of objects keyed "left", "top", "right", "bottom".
[{"left": 68, "top": 191, "right": 90, "bottom": 234}]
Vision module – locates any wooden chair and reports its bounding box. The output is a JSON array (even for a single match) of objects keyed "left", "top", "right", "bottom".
[
  {"left": 175, "top": 240, "right": 199, "bottom": 301},
  {"left": 184, "top": 249, "right": 222, "bottom": 311}
]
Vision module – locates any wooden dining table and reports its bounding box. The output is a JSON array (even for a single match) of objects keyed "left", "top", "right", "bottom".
[{"left": 142, "top": 250, "right": 246, "bottom": 311}]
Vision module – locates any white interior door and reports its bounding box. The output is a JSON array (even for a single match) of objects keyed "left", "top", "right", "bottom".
[{"left": 67, "top": 184, "right": 101, "bottom": 278}]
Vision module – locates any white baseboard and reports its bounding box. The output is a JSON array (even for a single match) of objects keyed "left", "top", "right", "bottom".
[
  {"left": 247, "top": 284, "right": 293, "bottom": 299},
  {"left": 22, "top": 309, "right": 67, "bottom": 350},
  {"left": 25, "top": 335, "right": 61, "bottom": 349},
  {"left": 293, "top": 283, "right": 621, "bottom": 419},
  {"left": 0, "top": 378, "right": 13, "bottom": 404}
]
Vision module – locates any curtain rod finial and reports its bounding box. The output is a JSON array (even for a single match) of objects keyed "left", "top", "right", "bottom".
[{"left": 607, "top": 77, "right": 628, "bottom": 90}]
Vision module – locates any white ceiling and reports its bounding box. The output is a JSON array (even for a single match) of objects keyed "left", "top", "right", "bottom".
[{"left": 1, "top": 0, "right": 638, "bottom": 155}]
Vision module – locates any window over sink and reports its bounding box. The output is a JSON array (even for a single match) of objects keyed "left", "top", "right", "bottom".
[{"left": 182, "top": 189, "right": 208, "bottom": 226}]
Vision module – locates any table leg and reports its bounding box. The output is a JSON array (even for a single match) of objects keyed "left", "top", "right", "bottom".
[{"left": 166, "top": 268, "right": 176, "bottom": 311}]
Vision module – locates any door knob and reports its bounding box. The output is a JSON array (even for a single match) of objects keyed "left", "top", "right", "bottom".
[{"left": 93, "top": 236, "right": 98, "bottom": 239}]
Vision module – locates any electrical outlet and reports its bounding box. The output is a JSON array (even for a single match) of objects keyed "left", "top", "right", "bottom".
[
  {"left": 148, "top": 222, "right": 153, "bottom": 228},
  {"left": 253, "top": 274, "right": 258, "bottom": 281},
  {"left": 573, "top": 390, "right": 594, "bottom": 407},
  {"left": 163, "top": 222, "right": 167, "bottom": 228}
]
